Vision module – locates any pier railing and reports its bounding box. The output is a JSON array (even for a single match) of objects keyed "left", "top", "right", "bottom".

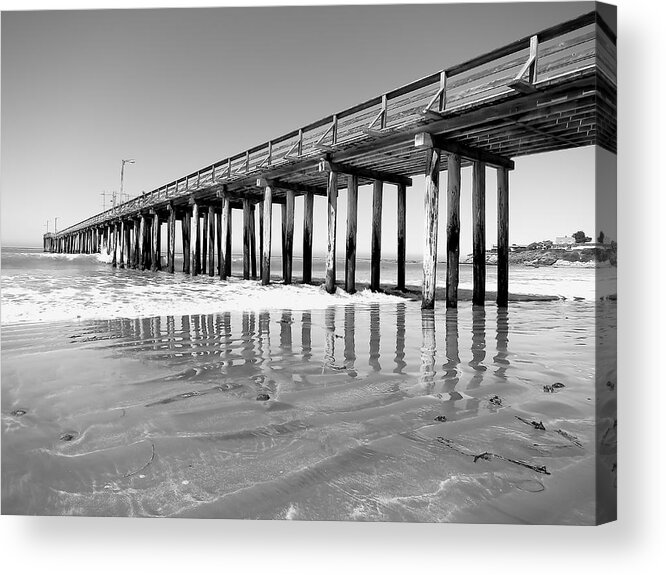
[{"left": 55, "top": 10, "right": 615, "bottom": 237}]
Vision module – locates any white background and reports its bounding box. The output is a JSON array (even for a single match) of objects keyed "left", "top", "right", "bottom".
[{"left": 1, "top": 1, "right": 663, "bottom": 573}]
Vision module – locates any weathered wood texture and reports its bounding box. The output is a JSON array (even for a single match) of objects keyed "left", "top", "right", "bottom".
[
  {"left": 220, "top": 193, "right": 230, "bottom": 279},
  {"left": 249, "top": 204, "right": 257, "bottom": 279},
  {"left": 208, "top": 206, "right": 215, "bottom": 277},
  {"left": 225, "top": 206, "right": 232, "bottom": 277},
  {"left": 370, "top": 180, "right": 383, "bottom": 292},
  {"left": 302, "top": 193, "right": 314, "bottom": 284},
  {"left": 201, "top": 211, "right": 208, "bottom": 275},
  {"left": 258, "top": 200, "right": 264, "bottom": 279},
  {"left": 167, "top": 207, "right": 176, "bottom": 273},
  {"left": 139, "top": 216, "right": 147, "bottom": 271},
  {"left": 151, "top": 213, "right": 161, "bottom": 271},
  {"left": 446, "top": 154, "right": 461, "bottom": 309},
  {"left": 182, "top": 212, "right": 191, "bottom": 274},
  {"left": 262, "top": 186, "right": 273, "bottom": 285},
  {"left": 345, "top": 174, "right": 358, "bottom": 294},
  {"left": 472, "top": 161, "right": 486, "bottom": 306},
  {"left": 284, "top": 190, "right": 295, "bottom": 284},
  {"left": 497, "top": 167, "right": 510, "bottom": 307},
  {"left": 325, "top": 170, "right": 338, "bottom": 294},
  {"left": 243, "top": 199, "right": 251, "bottom": 280},
  {"left": 190, "top": 203, "right": 199, "bottom": 276},
  {"left": 397, "top": 182, "right": 407, "bottom": 291},
  {"left": 422, "top": 147, "right": 441, "bottom": 309}
]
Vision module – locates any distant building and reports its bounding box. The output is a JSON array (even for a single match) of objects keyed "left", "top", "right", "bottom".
[{"left": 555, "top": 236, "right": 576, "bottom": 246}]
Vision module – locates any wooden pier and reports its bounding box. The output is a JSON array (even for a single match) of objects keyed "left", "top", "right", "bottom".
[{"left": 43, "top": 11, "right": 616, "bottom": 309}]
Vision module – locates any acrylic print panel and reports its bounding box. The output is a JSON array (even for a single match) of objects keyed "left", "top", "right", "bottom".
[{"left": 1, "top": 2, "right": 616, "bottom": 524}]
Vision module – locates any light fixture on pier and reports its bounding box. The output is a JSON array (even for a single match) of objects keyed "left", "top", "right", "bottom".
[{"left": 120, "top": 159, "right": 135, "bottom": 207}]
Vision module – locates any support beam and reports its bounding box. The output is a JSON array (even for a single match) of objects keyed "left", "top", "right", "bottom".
[
  {"left": 208, "top": 206, "right": 215, "bottom": 277},
  {"left": 281, "top": 203, "right": 287, "bottom": 280},
  {"left": 303, "top": 193, "right": 314, "bottom": 284},
  {"left": 119, "top": 221, "right": 126, "bottom": 268},
  {"left": 446, "top": 154, "right": 462, "bottom": 308},
  {"left": 133, "top": 219, "right": 140, "bottom": 269},
  {"left": 201, "top": 210, "right": 208, "bottom": 275},
  {"left": 415, "top": 132, "right": 514, "bottom": 170},
  {"left": 143, "top": 216, "right": 152, "bottom": 270},
  {"left": 138, "top": 215, "right": 146, "bottom": 271},
  {"left": 225, "top": 206, "right": 232, "bottom": 277},
  {"left": 249, "top": 204, "right": 257, "bottom": 279},
  {"left": 190, "top": 202, "right": 199, "bottom": 276},
  {"left": 151, "top": 213, "right": 161, "bottom": 271},
  {"left": 243, "top": 198, "right": 251, "bottom": 280},
  {"left": 124, "top": 221, "right": 131, "bottom": 270},
  {"left": 370, "top": 180, "right": 383, "bottom": 292},
  {"left": 258, "top": 200, "right": 264, "bottom": 279},
  {"left": 220, "top": 192, "right": 230, "bottom": 279},
  {"left": 345, "top": 174, "right": 358, "bottom": 294},
  {"left": 182, "top": 211, "right": 191, "bottom": 274},
  {"left": 472, "top": 161, "right": 486, "bottom": 306},
  {"left": 325, "top": 170, "right": 338, "bottom": 293},
  {"left": 397, "top": 182, "right": 407, "bottom": 291},
  {"left": 319, "top": 159, "right": 411, "bottom": 188},
  {"left": 422, "top": 147, "right": 441, "bottom": 309},
  {"left": 112, "top": 223, "right": 118, "bottom": 267},
  {"left": 284, "top": 190, "right": 295, "bottom": 284},
  {"left": 262, "top": 185, "right": 273, "bottom": 285},
  {"left": 216, "top": 207, "right": 223, "bottom": 276},
  {"left": 497, "top": 167, "right": 510, "bottom": 307},
  {"left": 167, "top": 206, "right": 176, "bottom": 273},
  {"left": 257, "top": 177, "right": 326, "bottom": 197}
]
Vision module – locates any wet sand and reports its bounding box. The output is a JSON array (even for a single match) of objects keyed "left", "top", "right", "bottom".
[{"left": 1, "top": 300, "right": 616, "bottom": 523}]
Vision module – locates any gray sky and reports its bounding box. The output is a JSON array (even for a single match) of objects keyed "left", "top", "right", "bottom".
[{"left": 1, "top": 2, "right": 614, "bottom": 254}]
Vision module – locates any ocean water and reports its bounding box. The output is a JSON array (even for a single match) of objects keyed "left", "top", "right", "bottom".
[{"left": 1, "top": 247, "right": 616, "bottom": 522}]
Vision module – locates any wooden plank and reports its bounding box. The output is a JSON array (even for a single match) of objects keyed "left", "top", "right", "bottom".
[
  {"left": 472, "top": 161, "right": 486, "bottom": 306},
  {"left": 243, "top": 198, "right": 251, "bottom": 280},
  {"left": 415, "top": 132, "right": 514, "bottom": 169},
  {"left": 208, "top": 206, "right": 215, "bottom": 277},
  {"left": 262, "top": 186, "right": 273, "bottom": 285},
  {"left": 190, "top": 203, "right": 199, "bottom": 276},
  {"left": 370, "top": 180, "right": 383, "bottom": 292},
  {"left": 284, "top": 190, "right": 295, "bottom": 284},
  {"left": 422, "top": 147, "right": 441, "bottom": 309},
  {"left": 497, "top": 167, "right": 510, "bottom": 307},
  {"left": 446, "top": 154, "right": 461, "bottom": 308},
  {"left": 319, "top": 159, "right": 412, "bottom": 187},
  {"left": 345, "top": 174, "right": 358, "bottom": 294},
  {"left": 303, "top": 192, "right": 314, "bottom": 284},
  {"left": 397, "top": 182, "right": 407, "bottom": 291},
  {"left": 325, "top": 170, "right": 338, "bottom": 294}
]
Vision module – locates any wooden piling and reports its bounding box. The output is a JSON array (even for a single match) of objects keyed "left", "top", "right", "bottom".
[
  {"left": 446, "top": 153, "right": 461, "bottom": 309},
  {"left": 220, "top": 193, "right": 229, "bottom": 279},
  {"left": 167, "top": 206, "right": 176, "bottom": 273},
  {"left": 371, "top": 179, "right": 383, "bottom": 292},
  {"left": 303, "top": 192, "right": 314, "bottom": 284},
  {"left": 472, "top": 161, "right": 486, "bottom": 306},
  {"left": 208, "top": 206, "right": 215, "bottom": 277},
  {"left": 138, "top": 215, "right": 146, "bottom": 271},
  {"left": 151, "top": 213, "right": 161, "bottom": 271},
  {"left": 261, "top": 186, "right": 273, "bottom": 285},
  {"left": 497, "top": 167, "right": 509, "bottom": 307},
  {"left": 112, "top": 223, "right": 118, "bottom": 267},
  {"left": 182, "top": 212, "right": 191, "bottom": 274},
  {"left": 284, "top": 190, "right": 295, "bottom": 284},
  {"left": 345, "top": 174, "right": 358, "bottom": 294},
  {"left": 243, "top": 198, "right": 251, "bottom": 280},
  {"left": 124, "top": 221, "right": 131, "bottom": 268},
  {"left": 325, "top": 170, "right": 338, "bottom": 294},
  {"left": 422, "top": 147, "right": 441, "bottom": 309},
  {"left": 201, "top": 210, "right": 208, "bottom": 275},
  {"left": 249, "top": 204, "right": 257, "bottom": 279},
  {"left": 397, "top": 183, "right": 407, "bottom": 291},
  {"left": 133, "top": 219, "right": 140, "bottom": 268},
  {"left": 281, "top": 203, "right": 287, "bottom": 281},
  {"left": 216, "top": 208, "right": 222, "bottom": 276},
  {"left": 190, "top": 202, "right": 199, "bottom": 276},
  {"left": 258, "top": 200, "right": 264, "bottom": 279},
  {"left": 225, "top": 206, "right": 233, "bottom": 278}
]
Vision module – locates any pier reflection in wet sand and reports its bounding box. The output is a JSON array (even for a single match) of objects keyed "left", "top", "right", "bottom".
[{"left": 2, "top": 299, "right": 602, "bottom": 522}]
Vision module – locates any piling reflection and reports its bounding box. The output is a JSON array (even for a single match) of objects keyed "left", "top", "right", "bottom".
[{"left": 98, "top": 302, "right": 510, "bottom": 409}]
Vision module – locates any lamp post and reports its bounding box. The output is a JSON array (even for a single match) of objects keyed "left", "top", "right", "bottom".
[
  {"left": 54, "top": 217, "right": 59, "bottom": 234},
  {"left": 120, "top": 159, "right": 135, "bottom": 205}
]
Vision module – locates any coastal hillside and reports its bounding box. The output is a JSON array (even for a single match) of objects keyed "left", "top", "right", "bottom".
[{"left": 464, "top": 245, "right": 618, "bottom": 268}]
